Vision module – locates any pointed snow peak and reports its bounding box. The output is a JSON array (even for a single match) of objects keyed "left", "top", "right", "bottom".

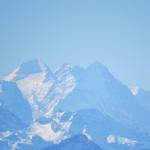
[
  {"left": 4, "top": 59, "right": 53, "bottom": 81},
  {"left": 86, "top": 61, "right": 112, "bottom": 78},
  {"left": 87, "top": 61, "right": 107, "bottom": 71},
  {"left": 17, "top": 59, "right": 49, "bottom": 74}
]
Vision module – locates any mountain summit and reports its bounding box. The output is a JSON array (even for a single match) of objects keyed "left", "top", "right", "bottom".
[{"left": 4, "top": 59, "right": 54, "bottom": 81}]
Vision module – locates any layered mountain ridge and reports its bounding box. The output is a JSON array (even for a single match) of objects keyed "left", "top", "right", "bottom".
[{"left": 1, "top": 59, "right": 150, "bottom": 150}]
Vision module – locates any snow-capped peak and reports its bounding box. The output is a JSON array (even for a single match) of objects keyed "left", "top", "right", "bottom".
[
  {"left": 86, "top": 61, "right": 108, "bottom": 72},
  {"left": 4, "top": 59, "right": 53, "bottom": 81},
  {"left": 3, "top": 60, "right": 56, "bottom": 119},
  {"left": 18, "top": 59, "right": 49, "bottom": 73},
  {"left": 86, "top": 62, "right": 113, "bottom": 79}
]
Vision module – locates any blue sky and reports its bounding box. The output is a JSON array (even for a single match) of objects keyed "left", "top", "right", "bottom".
[{"left": 0, "top": 0, "right": 150, "bottom": 90}]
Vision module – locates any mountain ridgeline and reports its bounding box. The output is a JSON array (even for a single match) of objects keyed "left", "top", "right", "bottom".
[{"left": 0, "top": 59, "right": 150, "bottom": 150}]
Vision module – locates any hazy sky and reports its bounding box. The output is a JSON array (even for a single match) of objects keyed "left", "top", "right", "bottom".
[{"left": 0, "top": 0, "right": 150, "bottom": 90}]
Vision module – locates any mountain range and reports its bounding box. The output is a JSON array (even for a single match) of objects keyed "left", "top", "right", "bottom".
[{"left": 0, "top": 59, "right": 150, "bottom": 150}]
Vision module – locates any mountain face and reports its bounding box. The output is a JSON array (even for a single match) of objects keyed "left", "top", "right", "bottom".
[
  {"left": 0, "top": 106, "right": 24, "bottom": 131},
  {"left": 135, "top": 88, "right": 150, "bottom": 113},
  {"left": 5, "top": 59, "right": 54, "bottom": 81},
  {"left": 54, "top": 62, "right": 150, "bottom": 130},
  {"left": 43, "top": 134, "right": 102, "bottom": 150},
  {"left": 4, "top": 60, "right": 76, "bottom": 120},
  {"left": 43, "top": 109, "right": 149, "bottom": 150},
  {"left": 4, "top": 59, "right": 56, "bottom": 119},
  {"left": 1, "top": 59, "right": 150, "bottom": 150},
  {"left": 0, "top": 80, "right": 32, "bottom": 125}
]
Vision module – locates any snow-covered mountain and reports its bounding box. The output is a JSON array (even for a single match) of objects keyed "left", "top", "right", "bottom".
[
  {"left": 4, "top": 59, "right": 56, "bottom": 119},
  {"left": 54, "top": 62, "right": 150, "bottom": 131},
  {"left": 1, "top": 59, "right": 150, "bottom": 150}
]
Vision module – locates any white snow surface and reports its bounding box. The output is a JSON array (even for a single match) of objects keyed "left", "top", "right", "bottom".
[
  {"left": 131, "top": 86, "right": 139, "bottom": 96},
  {"left": 107, "top": 134, "right": 138, "bottom": 147}
]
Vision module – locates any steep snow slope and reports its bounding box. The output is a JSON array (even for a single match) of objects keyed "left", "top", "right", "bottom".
[
  {"left": 4, "top": 60, "right": 76, "bottom": 119},
  {"left": 4, "top": 59, "right": 56, "bottom": 119},
  {"left": 0, "top": 80, "right": 32, "bottom": 124}
]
